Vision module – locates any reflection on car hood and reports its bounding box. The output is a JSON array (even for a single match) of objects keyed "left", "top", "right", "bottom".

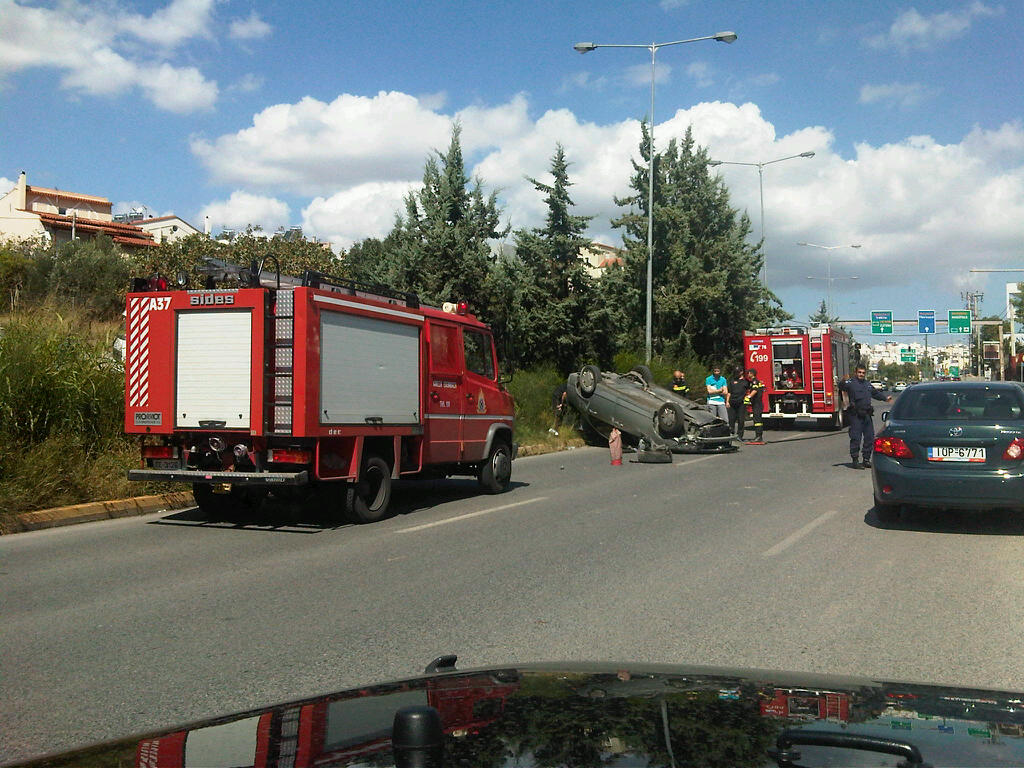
[{"left": 14, "top": 661, "right": 1024, "bottom": 767}]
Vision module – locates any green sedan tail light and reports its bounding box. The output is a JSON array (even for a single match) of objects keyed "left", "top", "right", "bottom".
[
  {"left": 875, "top": 436, "right": 913, "bottom": 458},
  {"left": 1003, "top": 438, "right": 1024, "bottom": 461}
]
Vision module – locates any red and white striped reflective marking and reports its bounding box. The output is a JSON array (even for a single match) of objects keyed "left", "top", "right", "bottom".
[{"left": 127, "top": 297, "right": 151, "bottom": 407}]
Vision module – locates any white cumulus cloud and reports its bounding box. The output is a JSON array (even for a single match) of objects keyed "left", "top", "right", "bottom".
[
  {"left": 190, "top": 90, "right": 1024, "bottom": 302},
  {"left": 200, "top": 192, "right": 291, "bottom": 233},
  {"left": 0, "top": 0, "right": 224, "bottom": 113},
  {"left": 229, "top": 12, "right": 272, "bottom": 41},
  {"left": 866, "top": 2, "right": 1002, "bottom": 51},
  {"left": 302, "top": 182, "right": 419, "bottom": 250},
  {"left": 859, "top": 82, "right": 937, "bottom": 109}
]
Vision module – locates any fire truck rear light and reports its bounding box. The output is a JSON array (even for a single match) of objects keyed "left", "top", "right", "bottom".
[
  {"left": 881, "top": 485, "right": 893, "bottom": 494},
  {"left": 874, "top": 436, "right": 913, "bottom": 458},
  {"left": 268, "top": 448, "right": 310, "bottom": 464},
  {"left": 457, "top": 301, "right": 468, "bottom": 315},
  {"left": 1003, "top": 438, "right": 1024, "bottom": 461},
  {"left": 141, "top": 446, "right": 178, "bottom": 459}
]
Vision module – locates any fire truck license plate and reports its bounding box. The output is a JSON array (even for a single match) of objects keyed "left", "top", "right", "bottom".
[
  {"left": 927, "top": 446, "right": 985, "bottom": 462},
  {"left": 152, "top": 459, "right": 180, "bottom": 470}
]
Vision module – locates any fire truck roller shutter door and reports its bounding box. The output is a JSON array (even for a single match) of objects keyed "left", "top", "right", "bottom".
[{"left": 320, "top": 312, "right": 421, "bottom": 424}]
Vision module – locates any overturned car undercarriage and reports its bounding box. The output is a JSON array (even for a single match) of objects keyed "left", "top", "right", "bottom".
[{"left": 566, "top": 366, "right": 736, "bottom": 460}]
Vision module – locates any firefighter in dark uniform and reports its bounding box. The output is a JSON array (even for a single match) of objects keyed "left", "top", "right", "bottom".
[
  {"left": 670, "top": 370, "right": 690, "bottom": 398},
  {"left": 742, "top": 368, "right": 766, "bottom": 443},
  {"left": 839, "top": 365, "right": 892, "bottom": 468},
  {"left": 726, "top": 368, "right": 749, "bottom": 437}
]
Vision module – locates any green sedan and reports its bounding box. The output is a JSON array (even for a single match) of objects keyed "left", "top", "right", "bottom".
[{"left": 872, "top": 381, "right": 1024, "bottom": 522}]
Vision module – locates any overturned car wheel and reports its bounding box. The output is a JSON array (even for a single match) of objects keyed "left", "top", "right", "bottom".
[
  {"left": 656, "top": 401, "right": 685, "bottom": 438},
  {"left": 629, "top": 365, "right": 654, "bottom": 387},
  {"left": 579, "top": 365, "right": 601, "bottom": 397}
]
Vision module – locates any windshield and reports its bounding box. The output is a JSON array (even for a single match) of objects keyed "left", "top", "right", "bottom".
[{"left": 892, "top": 386, "right": 1024, "bottom": 420}]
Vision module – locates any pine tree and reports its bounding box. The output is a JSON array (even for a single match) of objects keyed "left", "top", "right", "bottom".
[
  {"left": 390, "top": 124, "right": 507, "bottom": 318},
  {"left": 511, "top": 145, "right": 605, "bottom": 373},
  {"left": 809, "top": 299, "right": 837, "bottom": 324},
  {"left": 606, "top": 124, "right": 790, "bottom": 362}
]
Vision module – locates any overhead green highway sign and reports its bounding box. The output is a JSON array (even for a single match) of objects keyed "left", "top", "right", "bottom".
[
  {"left": 948, "top": 309, "right": 971, "bottom": 334},
  {"left": 871, "top": 310, "right": 893, "bottom": 334}
]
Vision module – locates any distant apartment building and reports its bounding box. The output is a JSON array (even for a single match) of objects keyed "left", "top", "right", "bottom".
[{"left": 0, "top": 171, "right": 155, "bottom": 249}]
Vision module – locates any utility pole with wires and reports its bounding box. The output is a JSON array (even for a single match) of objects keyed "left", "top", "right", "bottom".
[{"left": 961, "top": 290, "right": 984, "bottom": 375}]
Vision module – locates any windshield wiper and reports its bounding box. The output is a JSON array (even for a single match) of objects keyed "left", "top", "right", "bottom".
[{"left": 769, "top": 728, "right": 931, "bottom": 768}]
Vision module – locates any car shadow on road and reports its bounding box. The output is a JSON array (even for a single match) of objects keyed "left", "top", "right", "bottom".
[
  {"left": 864, "top": 506, "right": 1024, "bottom": 535},
  {"left": 150, "top": 480, "right": 531, "bottom": 533}
]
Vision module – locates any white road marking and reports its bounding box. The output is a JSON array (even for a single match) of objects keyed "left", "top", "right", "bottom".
[
  {"left": 675, "top": 454, "right": 722, "bottom": 468},
  {"left": 762, "top": 510, "right": 839, "bottom": 557},
  {"left": 397, "top": 497, "right": 548, "bottom": 533}
]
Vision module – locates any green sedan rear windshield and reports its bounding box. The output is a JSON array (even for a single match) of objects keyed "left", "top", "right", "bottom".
[{"left": 893, "top": 387, "right": 1024, "bottom": 420}]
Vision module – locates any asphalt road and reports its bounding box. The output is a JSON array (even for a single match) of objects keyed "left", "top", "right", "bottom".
[{"left": 5, "top": 420, "right": 1024, "bottom": 763}]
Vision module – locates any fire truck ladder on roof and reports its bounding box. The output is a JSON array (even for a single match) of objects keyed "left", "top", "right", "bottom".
[
  {"left": 268, "top": 289, "right": 294, "bottom": 435},
  {"left": 809, "top": 331, "right": 827, "bottom": 409}
]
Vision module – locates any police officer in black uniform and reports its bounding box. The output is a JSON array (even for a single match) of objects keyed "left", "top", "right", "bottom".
[{"left": 839, "top": 365, "right": 892, "bottom": 469}]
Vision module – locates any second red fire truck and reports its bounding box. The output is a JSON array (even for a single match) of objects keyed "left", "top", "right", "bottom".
[{"left": 743, "top": 324, "right": 852, "bottom": 429}]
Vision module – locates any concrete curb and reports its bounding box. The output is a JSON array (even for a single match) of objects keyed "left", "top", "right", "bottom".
[
  {"left": 11, "top": 491, "right": 195, "bottom": 534},
  {"left": 4, "top": 441, "right": 577, "bottom": 535}
]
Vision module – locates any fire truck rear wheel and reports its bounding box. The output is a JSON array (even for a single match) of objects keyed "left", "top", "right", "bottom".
[
  {"left": 479, "top": 441, "right": 512, "bottom": 493},
  {"left": 192, "top": 483, "right": 244, "bottom": 520},
  {"left": 346, "top": 455, "right": 392, "bottom": 523}
]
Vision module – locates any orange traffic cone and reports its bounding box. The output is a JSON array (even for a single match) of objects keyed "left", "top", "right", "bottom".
[{"left": 609, "top": 428, "right": 623, "bottom": 465}]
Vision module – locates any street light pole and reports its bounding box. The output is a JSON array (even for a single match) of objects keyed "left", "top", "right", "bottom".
[
  {"left": 797, "top": 242, "right": 862, "bottom": 317},
  {"left": 707, "top": 152, "right": 815, "bottom": 287},
  {"left": 574, "top": 31, "right": 737, "bottom": 363}
]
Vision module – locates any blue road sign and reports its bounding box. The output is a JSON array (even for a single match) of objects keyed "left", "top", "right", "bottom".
[{"left": 918, "top": 310, "right": 936, "bottom": 334}]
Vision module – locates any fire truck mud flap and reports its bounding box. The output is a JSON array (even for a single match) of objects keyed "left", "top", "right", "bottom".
[{"left": 127, "top": 469, "right": 309, "bottom": 485}]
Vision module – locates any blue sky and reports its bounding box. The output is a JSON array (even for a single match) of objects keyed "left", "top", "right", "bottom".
[{"left": 2, "top": 0, "right": 1022, "bottom": 344}]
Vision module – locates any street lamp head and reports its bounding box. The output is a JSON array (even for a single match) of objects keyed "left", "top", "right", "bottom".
[
  {"left": 707, "top": 160, "right": 722, "bottom": 167},
  {"left": 573, "top": 42, "right": 597, "bottom": 53},
  {"left": 850, "top": 244, "right": 862, "bottom": 248},
  {"left": 798, "top": 151, "right": 815, "bottom": 158},
  {"left": 713, "top": 31, "right": 738, "bottom": 43}
]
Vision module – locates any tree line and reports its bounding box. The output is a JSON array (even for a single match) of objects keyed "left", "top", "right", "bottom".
[{"left": 2, "top": 123, "right": 794, "bottom": 376}]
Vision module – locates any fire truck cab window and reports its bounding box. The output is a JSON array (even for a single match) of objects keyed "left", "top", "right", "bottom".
[
  {"left": 772, "top": 341, "right": 805, "bottom": 389},
  {"left": 430, "top": 324, "right": 461, "bottom": 373},
  {"left": 464, "top": 330, "right": 495, "bottom": 380}
]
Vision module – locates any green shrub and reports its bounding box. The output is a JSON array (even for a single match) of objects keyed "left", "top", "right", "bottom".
[
  {"left": 0, "top": 312, "right": 124, "bottom": 444},
  {"left": 507, "top": 365, "right": 566, "bottom": 445}
]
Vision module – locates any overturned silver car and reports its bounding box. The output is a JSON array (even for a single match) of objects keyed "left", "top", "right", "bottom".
[{"left": 566, "top": 365, "right": 736, "bottom": 455}]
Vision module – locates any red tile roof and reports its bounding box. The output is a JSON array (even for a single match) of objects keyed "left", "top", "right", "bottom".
[
  {"left": 26, "top": 186, "right": 110, "bottom": 205},
  {"left": 35, "top": 211, "right": 157, "bottom": 247}
]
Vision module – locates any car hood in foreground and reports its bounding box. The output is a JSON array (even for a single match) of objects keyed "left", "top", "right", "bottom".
[{"left": 13, "top": 661, "right": 1024, "bottom": 768}]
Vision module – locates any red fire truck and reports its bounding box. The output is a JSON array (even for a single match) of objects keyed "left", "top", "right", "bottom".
[
  {"left": 124, "top": 266, "right": 516, "bottom": 523},
  {"left": 742, "top": 324, "right": 852, "bottom": 429},
  {"left": 135, "top": 671, "right": 520, "bottom": 768}
]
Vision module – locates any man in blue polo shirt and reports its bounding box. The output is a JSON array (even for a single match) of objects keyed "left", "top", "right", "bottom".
[{"left": 705, "top": 366, "right": 728, "bottom": 421}]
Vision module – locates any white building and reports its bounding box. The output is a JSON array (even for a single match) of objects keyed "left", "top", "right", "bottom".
[
  {"left": 132, "top": 215, "right": 202, "bottom": 244},
  {"left": 0, "top": 171, "right": 155, "bottom": 250}
]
